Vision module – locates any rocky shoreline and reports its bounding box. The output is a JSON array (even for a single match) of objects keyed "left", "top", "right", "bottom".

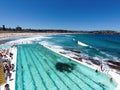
[{"left": 58, "top": 49, "right": 120, "bottom": 74}]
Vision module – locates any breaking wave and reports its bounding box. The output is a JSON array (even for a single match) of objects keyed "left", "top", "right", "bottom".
[{"left": 78, "top": 41, "right": 88, "bottom": 47}]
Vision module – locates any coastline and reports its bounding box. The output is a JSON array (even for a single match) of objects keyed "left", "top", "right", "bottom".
[
  {"left": 0, "top": 33, "right": 120, "bottom": 90},
  {"left": 0, "top": 32, "right": 73, "bottom": 39},
  {"left": 0, "top": 33, "right": 57, "bottom": 39},
  {"left": 0, "top": 33, "right": 63, "bottom": 45},
  {"left": 40, "top": 42, "right": 120, "bottom": 90}
]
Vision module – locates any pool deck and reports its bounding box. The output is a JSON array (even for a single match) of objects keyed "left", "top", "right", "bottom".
[
  {"left": 1, "top": 47, "right": 17, "bottom": 90},
  {"left": 40, "top": 43, "right": 120, "bottom": 90}
]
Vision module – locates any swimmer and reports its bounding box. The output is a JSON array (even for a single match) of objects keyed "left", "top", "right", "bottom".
[
  {"left": 21, "top": 66, "right": 23, "bottom": 69},
  {"left": 110, "top": 77, "right": 113, "bottom": 82},
  {"left": 95, "top": 69, "right": 98, "bottom": 73}
]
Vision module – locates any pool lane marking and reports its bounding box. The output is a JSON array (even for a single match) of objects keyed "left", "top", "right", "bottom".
[
  {"left": 29, "top": 46, "right": 59, "bottom": 90},
  {"left": 22, "top": 46, "right": 37, "bottom": 90},
  {"left": 25, "top": 46, "right": 48, "bottom": 90},
  {"left": 33, "top": 45, "right": 71, "bottom": 90},
  {"left": 16, "top": 46, "right": 24, "bottom": 90},
  {"left": 34, "top": 44, "right": 83, "bottom": 90}
]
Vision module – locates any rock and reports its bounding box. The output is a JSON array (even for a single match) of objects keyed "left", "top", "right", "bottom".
[
  {"left": 70, "top": 49, "right": 81, "bottom": 53},
  {"left": 107, "top": 60, "right": 120, "bottom": 66},
  {"left": 85, "top": 62, "right": 92, "bottom": 65},
  {"left": 71, "top": 57, "right": 82, "bottom": 62},
  {"left": 106, "top": 60, "right": 120, "bottom": 71},
  {"left": 59, "top": 52, "right": 66, "bottom": 54},
  {"left": 108, "top": 64, "right": 120, "bottom": 71}
]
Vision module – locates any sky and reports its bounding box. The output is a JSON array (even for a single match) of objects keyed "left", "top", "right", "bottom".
[{"left": 0, "top": 0, "right": 120, "bottom": 31}]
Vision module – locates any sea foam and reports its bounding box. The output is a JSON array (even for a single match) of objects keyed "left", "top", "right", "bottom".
[{"left": 78, "top": 41, "right": 88, "bottom": 47}]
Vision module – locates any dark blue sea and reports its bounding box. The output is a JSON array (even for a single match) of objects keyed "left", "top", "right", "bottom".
[{"left": 39, "top": 34, "right": 120, "bottom": 62}]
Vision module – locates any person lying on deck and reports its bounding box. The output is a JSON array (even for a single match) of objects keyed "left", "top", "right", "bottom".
[{"left": 4, "top": 84, "right": 10, "bottom": 90}]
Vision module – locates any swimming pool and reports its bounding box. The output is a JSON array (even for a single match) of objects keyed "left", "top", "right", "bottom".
[
  {"left": 0, "top": 44, "right": 11, "bottom": 49},
  {"left": 15, "top": 44, "right": 117, "bottom": 90}
]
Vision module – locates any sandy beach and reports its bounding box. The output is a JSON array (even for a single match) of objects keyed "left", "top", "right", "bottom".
[{"left": 0, "top": 33, "right": 58, "bottom": 39}]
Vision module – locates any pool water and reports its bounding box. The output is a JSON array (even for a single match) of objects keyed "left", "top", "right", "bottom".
[
  {"left": 15, "top": 44, "right": 117, "bottom": 90},
  {"left": 0, "top": 44, "right": 11, "bottom": 49}
]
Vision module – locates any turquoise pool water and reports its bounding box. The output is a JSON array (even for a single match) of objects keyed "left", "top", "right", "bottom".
[
  {"left": 15, "top": 44, "right": 117, "bottom": 90},
  {"left": 0, "top": 44, "right": 11, "bottom": 49}
]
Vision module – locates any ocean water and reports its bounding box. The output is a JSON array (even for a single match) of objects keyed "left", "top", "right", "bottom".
[{"left": 38, "top": 34, "right": 120, "bottom": 62}]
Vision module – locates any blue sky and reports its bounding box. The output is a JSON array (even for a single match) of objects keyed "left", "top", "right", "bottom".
[{"left": 0, "top": 0, "right": 120, "bottom": 31}]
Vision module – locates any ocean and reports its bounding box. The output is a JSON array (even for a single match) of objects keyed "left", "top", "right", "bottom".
[{"left": 39, "top": 34, "right": 120, "bottom": 63}]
